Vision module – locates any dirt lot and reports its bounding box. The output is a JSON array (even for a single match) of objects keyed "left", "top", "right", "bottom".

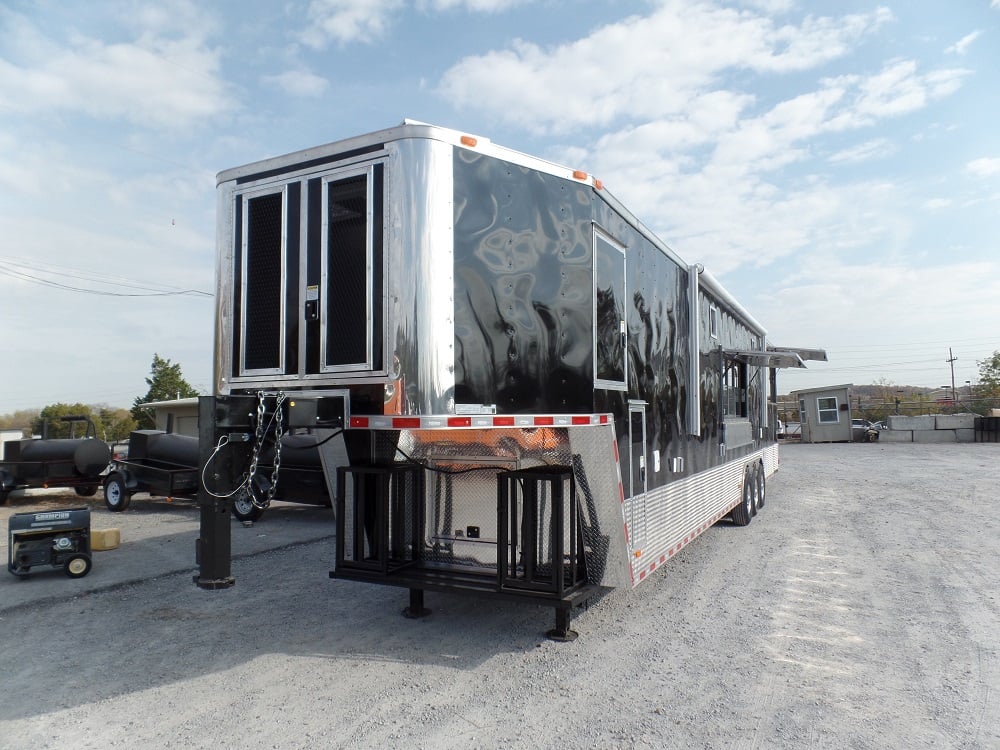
[{"left": 1, "top": 442, "right": 997, "bottom": 749}]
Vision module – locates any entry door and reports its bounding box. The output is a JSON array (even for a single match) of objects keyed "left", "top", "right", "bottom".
[
  {"left": 627, "top": 402, "right": 647, "bottom": 549},
  {"left": 628, "top": 403, "right": 647, "bottom": 499}
]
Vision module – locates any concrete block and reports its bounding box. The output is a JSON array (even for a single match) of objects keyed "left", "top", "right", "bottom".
[
  {"left": 888, "top": 415, "right": 936, "bottom": 430},
  {"left": 880, "top": 430, "right": 912, "bottom": 443},
  {"left": 935, "top": 414, "right": 976, "bottom": 430},
  {"left": 91, "top": 528, "right": 121, "bottom": 551},
  {"left": 913, "top": 429, "right": 957, "bottom": 443},
  {"left": 956, "top": 429, "right": 976, "bottom": 443},
  {"left": 990, "top": 409, "right": 1000, "bottom": 417}
]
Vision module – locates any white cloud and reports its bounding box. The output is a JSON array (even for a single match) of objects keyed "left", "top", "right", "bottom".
[
  {"left": 262, "top": 70, "right": 330, "bottom": 97},
  {"left": 922, "top": 198, "right": 952, "bottom": 210},
  {"left": 299, "top": 0, "right": 528, "bottom": 47},
  {"left": 846, "top": 60, "right": 969, "bottom": 121},
  {"left": 420, "top": 0, "right": 529, "bottom": 10},
  {"left": 300, "top": 0, "right": 405, "bottom": 47},
  {"left": 946, "top": 30, "right": 981, "bottom": 55},
  {"left": 828, "top": 138, "right": 896, "bottom": 164},
  {"left": 0, "top": 11, "right": 235, "bottom": 129},
  {"left": 966, "top": 157, "right": 1000, "bottom": 177},
  {"left": 438, "top": 3, "right": 893, "bottom": 134}
]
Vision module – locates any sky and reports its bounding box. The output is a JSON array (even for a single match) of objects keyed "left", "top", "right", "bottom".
[{"left": 1, "top": 0, "right": 999, "bottom": 413}]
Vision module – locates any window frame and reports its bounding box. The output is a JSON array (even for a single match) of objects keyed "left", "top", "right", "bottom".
[{"left": 816, "top": 396, "right": 840, "bottom": 423}]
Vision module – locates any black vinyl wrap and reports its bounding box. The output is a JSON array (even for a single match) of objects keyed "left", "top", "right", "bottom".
[{"left": 452, "top": 150, "right": 765, "bottom": 491}]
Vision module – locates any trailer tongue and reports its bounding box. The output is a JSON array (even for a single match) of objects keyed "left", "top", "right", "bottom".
[{"left": 196, "top": 121, "right": 823, "bottom": 638}]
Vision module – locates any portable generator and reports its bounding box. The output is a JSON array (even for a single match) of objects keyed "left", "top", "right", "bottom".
[{"left": 7, "top": 507, "right": 93, "bottom": 578}]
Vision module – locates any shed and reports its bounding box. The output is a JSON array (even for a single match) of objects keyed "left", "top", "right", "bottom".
[
  {"left": 792, "top": 384, "right": 853, "bottom": 443},
  {"left": 141, "top": 397, "right": 200, "bottom": 437}
]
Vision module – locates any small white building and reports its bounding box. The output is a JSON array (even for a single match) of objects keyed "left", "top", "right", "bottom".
[
  {"left": 1, "top": 428, "right": 27, "bottom": 450},
  {"left": 140, "top": 397, "right": 200, "bottom": 437},
  {"left": 792, "top": 384, "right": 853, "bottom": 443}
]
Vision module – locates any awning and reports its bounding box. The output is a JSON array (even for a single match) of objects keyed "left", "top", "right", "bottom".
[
  {"left": 767, "top": 346, "right": 828, "bottom": 363},
  {"left": 726, "top": 350, "right": 806, "bottom": 369}
]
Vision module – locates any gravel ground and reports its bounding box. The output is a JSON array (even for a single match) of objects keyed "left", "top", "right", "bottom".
[{"left": 1, "top": 442, "right": 998, "bottom": 749}]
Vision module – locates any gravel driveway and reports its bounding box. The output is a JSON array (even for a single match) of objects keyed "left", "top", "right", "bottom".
[{"left": 1, "top": 442, "right": 997, "bottom": 749}]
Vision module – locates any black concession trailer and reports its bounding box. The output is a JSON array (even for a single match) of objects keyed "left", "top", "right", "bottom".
[{"left": 195, "top": 121, "right": 824, "bottom": 638}]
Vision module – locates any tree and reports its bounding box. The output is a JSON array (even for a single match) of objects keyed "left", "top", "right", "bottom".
[
  {"left": 32, "top": 403, "right": 100, "bottom": 439},
  {"left": 974, "top": 351, "right": 1000, "bottom": 413},
  {"left": 99, "top": 406, "right": 138, "bottom": 442},
  {"left": 978, "top": 351, "right": 1000, "bottom": 394},
  {"left": 131, "top": 354, "right": 199, "bottom": 429},
  {"left": 0, "top": 409, "right": 39, "bottom": 434}
]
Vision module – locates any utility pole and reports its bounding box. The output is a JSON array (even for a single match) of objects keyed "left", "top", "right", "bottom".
[{"left": 946, "top": 347, "right": 958, "bottom": 404}]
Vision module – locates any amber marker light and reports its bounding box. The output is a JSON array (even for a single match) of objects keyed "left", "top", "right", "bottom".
[
  {"left": 460, "top": 135, "right": 478, "bottom": 147},
  {"left": 572, "top": 169, "right": 588, "bottom": 181},
  {"left": 593, "top": 178, "right": 604, "bottom": 190}
]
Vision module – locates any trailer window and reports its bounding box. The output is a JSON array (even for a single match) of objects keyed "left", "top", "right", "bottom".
[
  {"left": 594, "top": 230, "right": 626, "bottom": 390},
  {"left": 817, "top": 396, "right": 839, "bottom": 423}
]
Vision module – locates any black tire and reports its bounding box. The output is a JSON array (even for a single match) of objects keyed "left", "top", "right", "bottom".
[
  {"left": 0, "top": 489, "right": 8, "bottom": 506},
  {"left": 232, "top": 487, "right": 265, "bottom": 522},
  {"left": 75, "top": 485, "right": 98, "bottom": 497},
  {"left": 65, "top": 553, "right": 92, "bottom": 579},
  {"left": 103, "top": 474, "right": 132, "bottom": 512},
  {"left": 755, "top": 462, "right": 766, "bottom": 511},
  {"left": 731, "top": 467, "right": 754, "bottom": 526}
]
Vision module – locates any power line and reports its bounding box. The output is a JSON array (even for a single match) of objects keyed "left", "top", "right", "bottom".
[{"left": 0, "top": 258, "right": 212, "bottom": 298}]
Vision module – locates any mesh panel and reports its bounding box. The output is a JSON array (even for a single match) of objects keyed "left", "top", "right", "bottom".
[
  {"left": 325, "top": 176, "right": 369, "bottom": 367},
  {"left": 244, "top": 192, "right": 283, "bottom": 372}
]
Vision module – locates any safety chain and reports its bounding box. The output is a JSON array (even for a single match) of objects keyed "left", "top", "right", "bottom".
[
  {"left": 264, "top": 398, "right": 284, "bottom": 508},
  {"left": 246, "top": 390, "right": 286, "bottom": 511},
  {"left": 246, "top": 391, "right": 267, "bottom": 488}
]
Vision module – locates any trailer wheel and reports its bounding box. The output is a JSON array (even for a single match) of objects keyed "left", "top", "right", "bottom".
[
  {"left": 75, "top": 485, "right": 98, "bottom": 497},
  {"left": 0, "top": 489, "right": 8, "bottom": 506},
  {"left": 65, "top": 553, "right": 92, "bottom": 579},
  {"left": 731, "top": 468, "right": 754, "bottom": 526},
  {"left": 754, "top": 462, "right": 766, "bottom": 511},
  {"left": 103, "top": 474, "right": 132, "bottom": 512},
  {"left": 232, "top": 487, "right": 265, "bottom": 523}
]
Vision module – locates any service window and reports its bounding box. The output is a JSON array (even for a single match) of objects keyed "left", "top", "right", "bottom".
[
  {"left": 817, "top": 396, "right": 840, "bottom": 423},
  {"left": 594, "top": 229, "right": 627, "bottom": 390},
  {"left": 722, "top": 358, "right": 747, "bottom": 417}
]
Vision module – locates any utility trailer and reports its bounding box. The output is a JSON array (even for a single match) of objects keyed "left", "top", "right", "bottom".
[
  {"left": 195, "top": 121, "right": 824, "bottom": 638},
  {"left": 0, "top": 416, "right": 111, "bottom": 505},
  {"left": 103, "top": 430, "right": 201, "bottom": 511},
  {"left": 104, "top": 429, "right": 330, "bottom": 520}
]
